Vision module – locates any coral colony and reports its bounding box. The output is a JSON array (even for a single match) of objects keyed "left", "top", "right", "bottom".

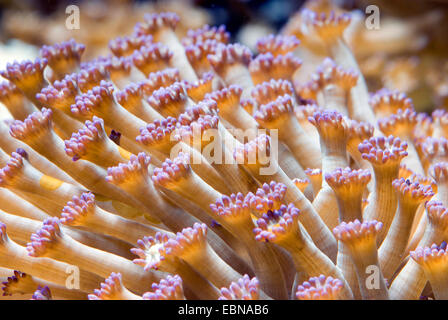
[{"left": 0, "top": 2, "right": 447, "bottom": 301}]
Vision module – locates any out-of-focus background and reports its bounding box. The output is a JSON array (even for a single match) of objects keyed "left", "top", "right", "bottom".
[{"left": 0, "top": 0, "right": 447, "bottom": 114}]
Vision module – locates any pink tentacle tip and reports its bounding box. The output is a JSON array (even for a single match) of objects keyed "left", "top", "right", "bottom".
[
  {"left": 0, "top": 151, "right": 25, "bottom": 186},
  {"left": 430, "top": 162, "right": 448, "bottom": 182},
  {"left": 249, "top": 52, "right": 302, "bottom": 83},
  {"left": 370, "top": 89, "right": 414, "bottom": 117},
  {"left": 358, "top": 135, "right": 408, "bottom": 165},
  {"left": 134, "top": 12, "right": 180, "bottom": 36},
  {"left": 185, "top": 39, "right": 219, "bottom": 63},
  {"left": 1, "top": 271, "right": 28, "bottom": 296},
  {"left": 27, "top": 217, "right": 63, "bottom": 257},
  {"left": 410, "top": 242, "right": 448, "bottom": 267},
  {"left": 378, "top": 108, "right": 418, "bottom": 136},
  {"left": 233, "top": 134, "right": 272, "bottom": 165},
  {"left": 152, "top": 152, "right": 191, "bottom": 188},
  {"left": 131, "top": 232, "right": 171, "bottom": 271},
  {"left": 137, "top": 117, "right": 179, "bottom": 146},
  {"left": 143, "top": 274, "right": 185, "bottom": 300},
  {"left": 71, "top": 81, "right": 114, "bottom": 117},
  {"left": 296, "top": 275, "right": 343, "bottom": 300},
  {"left": 0, "top": 59, "right": 47, "bottom": 86},
  {"left": 253, "top": 204, "right": 300, "bottom": 243},
  {"left": 147, "top": 82, "right": 188, "bottom": 115},
  {"left": 219, "top": 275, "right": 260, "bottom": 300},
  {"left": 183, "top": 25, "right": 229, "bottom": 46},
  {"left": 37, "top": 74, "right": 78, "bottom": 107},
  {"left": 392, "top": 177, "right": 434, "bottom": 202},
  {"left": 115, "top": 83, "right": 143, "bottom": 106},
  {"left": 303, "top": 9, "right": 351, "bottom": 37},
  {"left": 181, "top": 99, "right": 219, "bottom": 125},
  {"left": 108, "top": 35, "right": 153, "bottom": 57},
  {"left": 346, "top": 119, "right": 374, "bottom": 143},
  {"left": 106, "top": 152, "right": 152, "bottom": 184},
  {"left": 325, "top": 167, "right": 371, "bottom": 193},
  {"left": 205, "top": 84, "right": 242, "bottom": 110},
  {"left": 254, "top": 94, "right": 294, "bottom": 125},
  {"left": 332, "top": 219, "right": 383, "bottom": 244},
  {"left": 64, "top": 116, "right": 107, "bottom": 161},
  {"left": 164, "top": 223, "right": 208, "bottom": 256},
  {"left": 426, "top": 201, "right": 448, "bottom": 229},
  {"left": 308, "top": 109, "right": 347, "bottom": 136},
  {"left": 208, "top": 43, "right": 252, "bottom": 73},
  {"left": 245, "top": 182, "right": 287, "bottom": 214},
  {"left": 9, "top": 108, "right": 53, "bottom": 140},
  {"left": 31, "top": 286, "right": 52, "bottom": 300},
  {"left": 256, "top": 34, "right": 300, "bottom": 56},
  {"left": 131, "top": 43, "right": 173, "bottom": 73},
  {"left": 88, "top": 272, "right": 125, "bottom": 300},
  {"left": 251, "top": 79, "right": 293, "bottom": 105},
  {"left": 60, "top": 192, "right": 96, "bottom": 225},
  {"left": 140, "top": 68, "right": 180, "bottom": 97},
  {"left": 210, "top": 193, "right": 249, "bottom": 219}
]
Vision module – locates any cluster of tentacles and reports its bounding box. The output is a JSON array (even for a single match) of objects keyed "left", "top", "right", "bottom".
[{"left": 0, "top": 7, "right": 447, "bottom": 301}]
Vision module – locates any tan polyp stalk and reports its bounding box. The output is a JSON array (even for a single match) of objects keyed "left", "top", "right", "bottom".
[
  {"left": 0, "top": 89, "right": 38, "bottom": 121},
  {"left": 245, "top": 237, "right": 290, "bottom": 300},
  {"left": 305, "top": 169, "right": 322, "bottom": 198},
  {"left": 0, "top": 121, "right": 77, "bottom": 185},
  {"left": 219, "top": 111, "right": 307, "bottom": 189},
  {"left": 414, "top": 251, "right": 448, "bottom": 300},
  {"left": 33, "top": 96, "right": 84, "bottom": 141},
  {"left": 10, "top": 274, "right": 87, "bottom": 299},
  {"left": 212, "top": 204, "right": 288, "bottom": 299},
  {"left": 379, "top": 117, "right": 424, "bottom": 176},
  {"left": 325, "top": 38, "right": 376, "bottom": 125},
  {"left": 18, "top": 128, "right": 140, "bottom": 208},
  {"left": 222, "top": 65, "right": 254, "bottom": 101},
  {"left": 103, "top": 125, "right": 147, "bottom": 156},
  {"left": 0, "top": 157, "right": 86, "bottom": 211},
  {"left": 0, "top": 210, "right": 133, "bottom": 259},
  {"left": 389, "top": 217, "right": 446, "bottom": 299},
  {"left": 405, "top": 208, "right": 427, "bottom": 253},
  {"left": 343, "top": 237, "right": 389, "bottom": 300},
  {"left": 64, "top": 204, "right": 166, "bottom": 245},
  {"left": 311, "top": 122, "right": 349, "bottom": 230},
  {"left": 214, "top": 100, "right": 307, "bottom": 185},
  {"left": 109, "top": 171, "right": 253, "bottom": 277},
  {"left": 94, "top": 102, "right": 147, "bottom": 141},
  {"left": 4, "top": 166, "right": 144, "bottom": 222},
  {"left": 174, "top": 236, "right": 242, "bottom": 291},
  {"left": 194, "top": 126, "right": 258, "bottom": 194},
  {"left": 67, "top": 137, "right": 132, "bottom": 170},
  {"left": 331, "top": 185, "right": 365, "bottom": 299},
  {"left": 278, "top": 232, "right": 353, "bottom": 300},
  {"left": 378, "top": 194, "right": 428, "bottom": 281},
  {"left": 0, "top": 188, "right": 48, "bottom": 221},
  {"left": 402, "top": 143, "right": 424, "bottom": 176},
  {"left": 14, "top": 191, "right": 64, "bottom": 217},
  {"left": 149, "top": 256, "right": 220, "bottom": 300},
  {"left": 245, "top": 162, "right": 337, "bottom": 261},
  {"left": 363, "top": 165, "right": 399, "bottom": 244},
  {"left": 142, "top": 140, "right": 229, "bottom": 195},
  {"left": 276, "top": 114, "right": 322, "bottom": 171},
  {"left": 346, "top": 139, "right": 371, "bottom": 172},
  {"left": 39, "top": 231, "right": 164, "bottom": 295},
  {"left": 157, "top": 170, "right": 251, "bottom": 262},
  {"left": 155, "top": 29, "right": 198, "bottom": 82},
  {"left": 311, "top": 187, "right": 339, "bottom": 229},
  {"left": 321, "top": 84, "right": 349, "bottom": 116},
  {"left": 120, "top": 97, "right": 164, "bottom": 124},
  {"left": 0, "top": 238, "right": 102, "bottom": 293}
]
